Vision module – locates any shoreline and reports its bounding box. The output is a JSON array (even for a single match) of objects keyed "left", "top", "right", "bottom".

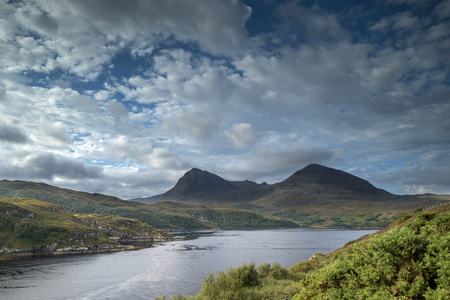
[
  {"left": 0, "top": 237, "right": 181, "bottom": 261},
  {"left": 0, "top": 244, "right": 138, "bottom": 261}
]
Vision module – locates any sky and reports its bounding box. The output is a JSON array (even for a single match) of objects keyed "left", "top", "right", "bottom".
[{"left": 1, "top": 0, "right": 449, "bottom": 199}]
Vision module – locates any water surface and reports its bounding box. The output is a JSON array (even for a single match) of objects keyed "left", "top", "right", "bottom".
[{"left": 0, "top": 228, "right": 376, "bottom": 299}]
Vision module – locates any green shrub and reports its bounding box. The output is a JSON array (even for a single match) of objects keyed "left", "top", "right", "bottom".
[
  {"left": 293, "top": 210, "right": 450, "bottom": 299},
  {"left": 14, "top": 219, "right": 66, "bottom": 243}
]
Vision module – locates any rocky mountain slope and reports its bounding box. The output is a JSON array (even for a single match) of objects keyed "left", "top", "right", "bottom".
[{"left": 0, "top": 197, "right": 173, "bottom": 259}]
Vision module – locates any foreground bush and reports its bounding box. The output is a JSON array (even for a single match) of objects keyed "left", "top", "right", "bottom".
[
  {"left": 293, "top": 210, "right": 450, "bottom": 299},
  {"left": 155, "top": 262, "right": 301, "bottom": 300},
  {"left": 157, "top": 207, "right": 449, "bottom": 300}
]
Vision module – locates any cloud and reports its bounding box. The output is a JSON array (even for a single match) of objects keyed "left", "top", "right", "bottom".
[
  {"left": 392, "top": 12, "right": 420, "bottom": 30},
  {"left": 226, "top": 123, "right": 257, "bottom": 149},
  {"left": 219, "top": 146, "right": 334, "bottom": 182},
  {"left": 397, "top": 164, "right": 450, "bottom": 195},
  {"left": 0, "top": 0, "right": 253, "bottom": 81},
  {"left": 0, "top": 123, "right": 28, "bottom": 144},
  {"left": 434, "top": 0, "right": 450, "bottom": 19},
  {"left": 276, "top": 1, "right": 348, "bottom": 46},
  {"left": 0, "top": 152, "right": 102, "bottom": 181},
  {"left": 39, "top": 119, "right": 70, "bottom": 144},
  {"left": 0, "top": 0, "right": 449, "bottom": 198},
  {"left": 107, "top": 101, "right": 129, "bottom": 118},
  {"left": 147, "top": 148, "right": 191, "bottom": 170}
]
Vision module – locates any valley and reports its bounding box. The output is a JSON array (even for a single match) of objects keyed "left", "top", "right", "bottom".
[{"left": 1, "top": 164, "right": 447, "bottom": 259}]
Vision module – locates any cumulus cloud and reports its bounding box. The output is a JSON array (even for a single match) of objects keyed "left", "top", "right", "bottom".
[
  {"left": 107, "top": 101, "right": 129, "bottom": 118},
  {"left": 147, "top": 148, "right": 191, "bottom": 170},
  {"left": 219, "top": 146, "right": 334, "bottom": 182},
  {"left": 0, "top": 123, "right": 28, "bottom": 144},
  {"left": 0, "top": 0, "right": 252, "bottom": 81},
  {"left": 226, "top": 123, "right": 257, "bottom": 149},
  {"left": 39, "top": 119, "right": 70, "bottom": 144},
  {"left": 0, "top": 152, "right": 102, "bottom": 181},
  {"left": 0, "top": 0, "right": 448, "bottom": 198}
]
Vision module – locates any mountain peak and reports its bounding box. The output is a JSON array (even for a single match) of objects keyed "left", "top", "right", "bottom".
[
  {"left": 280, "top": 164, "right": 390, "bottom": 195},
  {"left": 162, "top": 168, "right": 237, "bottom": 199},
  {"left": 297, "top": 163, "right": 331, "bottom": 174},
  {"left": 188, "top": 167, "right": 204, "bottom": 173}
]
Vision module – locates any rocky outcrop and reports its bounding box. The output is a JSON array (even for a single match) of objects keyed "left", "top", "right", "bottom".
[
  {"left": 0, "top": 198, "right": 178, "bottom": 261},
  {"left": 76, "top": 214, "right": 176, "bottom": 243}
]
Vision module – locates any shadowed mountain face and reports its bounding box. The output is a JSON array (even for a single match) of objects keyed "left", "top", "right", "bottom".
[
  {"left": 160, "top": 168, "right": 266, "bottom": 203},
  {"left": 276, "top": 164, "right": 391, "bottom": 196},
  {"left": 160, "top": 164, "right": 391, "bottom": 204},
  {"left": 168, "top": 168, "right": 238, "bottom": 195}
]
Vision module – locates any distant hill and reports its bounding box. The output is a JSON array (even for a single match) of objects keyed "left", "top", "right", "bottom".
[
  {"left": 135, "top": 164, "right": 390, "bottom": 204},
  {"left": 1, "top": 164, "right": 446, "bottom": 229},
  {"left": 130, "top": 194, "right": 163, "bottom": 204},
  {"left": 0, "top": 180, "right": 297, "bottom": 231},
  {"left": 158, "top": 164, "right": 445, "bottom": 228},
  {"left": 160, "top": 164, "right": 391, "bottom": 205}
]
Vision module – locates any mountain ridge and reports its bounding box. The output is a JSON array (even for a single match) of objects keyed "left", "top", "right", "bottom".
[
  {"left": 152, "top": 164, "right": 445, "bottom": 228},
  {"left": 160, "top": 167, "right": 268, "bottom": 203},
  {"left": 275, "top": 164, "right": 390, "bottom": 196},
  {"left": 2, "top": 164, "right": 446, "bottom": 229},
  {"left": 159, "top": 164, "right": 391, "bottom": 204}
]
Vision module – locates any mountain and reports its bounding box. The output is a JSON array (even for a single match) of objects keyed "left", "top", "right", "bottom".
[
  {"left": 276, "top": 164, "right": 390, "bottom": 196},
  {"left": 161, "top": 164, "right": 390, "bottom": 204},
  {"left": 159, "top": 164, "right": 444, "bottom": 228},
  {"left": 1, "top": 164, "right": 445, "bottom": 229},
  {"left": 0, "top": 180, "right": 297, "bottom": 231},
  {"left": 160, "top": 168, "right": 268, "bottom": 203}
]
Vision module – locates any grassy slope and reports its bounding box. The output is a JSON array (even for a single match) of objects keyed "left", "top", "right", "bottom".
[
  {"left": 75, "top": 214, "right": 173, "bottom": 239},
  {"left": 149, "top": 201, "right": 299, "bottom": 229},
  {"left": 156, "top": 204, "right": 450, "bottom": 300},
  {"left": 0, "top": 197, "right": 115, "bottom": 251},
  {"left": 0, "top": 198, "right": 178, "bottom": 256},
  {"left": 0, "top": 180, "right": 298, "bottom": 230},
  {"left": 291, "top": 204, "right": 450, "bottom": 299},
  {"left": 1, "top": 179, "right": 445, "bottom": 230},
  {"left": 0, "top": 180, "right": 216, "bottom": 229},
  {"left": 251, "top": 190, "right": 441, "bottom": 228}
]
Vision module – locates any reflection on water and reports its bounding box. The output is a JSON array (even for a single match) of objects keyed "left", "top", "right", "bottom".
[{"left": 0, "top": 228, "right": 376, "bottom": 300}]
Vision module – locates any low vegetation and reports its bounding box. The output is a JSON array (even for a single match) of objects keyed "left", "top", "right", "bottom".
[
  {"left": 75, "top": 213, "right": 172, "bottom": 239},
  {"left": 156, "top": 205, "right": 450, "bottom": 299},
  {"left": 0, "top": 181, "right": 298, "bottom": 230},
  {"left": 0, "top": 197, "right": 115, "bottom": 252},
  {"left": 0, "top": 198, "right": 175, "bottom": 258}
]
